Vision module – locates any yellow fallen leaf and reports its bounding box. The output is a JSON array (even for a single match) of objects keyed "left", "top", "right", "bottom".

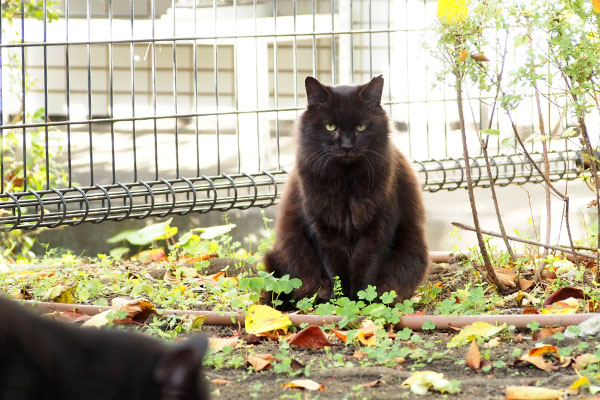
[
  {"left": 437, "top": 0, "right": 468, "bottom": 24},
  {"left": 401, "top": 371, "right": 459, "bottom": 395},
  {"left": 571, "top": 376, "right": 590, "bottom": 390},
  {"left": 245, "top": 304, "right": 292, "bottom": 335},
  {"left": 505, "top": 385, "right": 564, "bottom": 399},
  {"left": 448, "top": 321, "right": 507, "bottom": 348},
  {"left": 594, "top": 0, "right": 600, "bottom": 14},
  {"left": 282, "top": 379, "right": 324, "bottom": 391},
  {"left": 41, "top": 284, "right": 75, "bottom": 303}
]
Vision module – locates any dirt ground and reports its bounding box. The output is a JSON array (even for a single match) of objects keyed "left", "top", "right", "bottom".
[{"left": 203, "top": 327, "right": 590, "bottom": 400}]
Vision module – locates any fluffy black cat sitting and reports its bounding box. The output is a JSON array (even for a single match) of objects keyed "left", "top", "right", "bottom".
[
  {"left": 0, "top": 297, "right": 209, "bottom": 400},
  {"left": 264, "top": 76, "right": 428, "bottom": 306}
]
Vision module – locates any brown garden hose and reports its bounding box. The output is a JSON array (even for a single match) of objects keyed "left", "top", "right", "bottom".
[{"left": 24, "top": 300, "right": 597, "bottom": 330}]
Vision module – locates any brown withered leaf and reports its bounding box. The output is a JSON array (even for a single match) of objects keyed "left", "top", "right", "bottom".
[
  {"left": 541, "top": 269, "right": 558, "bottom": 281},
  {"left": 282, "top": 379, "right": 324, "bottom": 391},
  {"left": 514, "top": 333, "right": 524, "bottom": 343},
  {"left": 486, "top": 337, "right": 501, "bottom": 348},
  {"left": 543, "top": 287, "right": 584, "bottom": 306},
  {"left": 574, "top": 353, "right": 600, "bottom": 370},
  {"left": 288, "top": 325, "right": 334, "bottom": 349},
  {"left": 241, "top": 334, "right": 261, "bottom": 345},
  {"left": 353, "top": 349, "right": 368, "bottom": 359},
  {"left": 493, "top": 268, "right": 517, "bottom": 288},
  {"left": 210, "top": 379, "right": 231, "bottom": 385},
  {"left": 362, "top": 379, "right": 386, "bottom": 388},
  {"left": 518, "top": 344, "right": 571, "bottom": 371},
  {"left": 82, "top": 297, "right": 157, "bottom": 328},
  {"left": 471, "top": 53, "right": 489, "bottom": 62},
  {"left": 533, "top": 327, "right": 565, "bottom": 341},
  {"left": 522, "top": 307, "right": 539, "bottom": 314},
  {"left": 290, "top": 358, "right": 305, "bottom": 372},
  {"left": 42, "top": 309, "right": 92, "bottom": 324},
  {"left": 519, "top": 278, "right": 534, "bottom": 291},
  {"left": 466, "top": 339, "right": 482, "bottom": 370},
  {"left": 208, "top": 336, "right": 240, "bottom": 352},
  {"left": 505, "top": 386, "right": 564, "bottom": 400},
  {"left": 246, "top": 353, "right": 275, "bottom": 372}
]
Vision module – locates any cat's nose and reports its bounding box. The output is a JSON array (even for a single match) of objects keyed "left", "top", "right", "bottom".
[{"left": 340, "top": 136, "right": 354, "bottom": 152}]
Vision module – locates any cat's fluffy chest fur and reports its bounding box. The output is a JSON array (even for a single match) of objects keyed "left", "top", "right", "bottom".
[{"left": 265, "top": 76, "right": 429, "bottom": 306}]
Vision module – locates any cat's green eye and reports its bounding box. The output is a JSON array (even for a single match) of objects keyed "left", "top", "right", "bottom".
[
  {"left": 325, "top": 123, "right": 337, "bottom": 131},
  {"left": 356, "top": 124, "right": 367, "bottom": 132}
]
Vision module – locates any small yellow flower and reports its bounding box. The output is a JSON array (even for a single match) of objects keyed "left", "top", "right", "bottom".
[{"left": 437, "top": 0, "right": 468, "bottom": 24}]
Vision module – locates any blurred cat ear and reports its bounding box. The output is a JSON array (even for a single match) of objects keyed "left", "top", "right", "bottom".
[
  {"left": 305, "top": 76, "right": 330, "bottom": 105},
  {"left": 359, "top": 75, "right": 384, "bottom": 105},
  {"left": 154, "top": 335, "right": 208, "bottom": 394}
]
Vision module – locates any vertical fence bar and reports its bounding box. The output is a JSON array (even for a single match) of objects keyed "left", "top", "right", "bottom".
[
  {"left": 193, "top": 0, "right": 200, "bottom": 176},
  {"left": 234, "top": 0, "right": 241, "bottom": 174},
  {"left": 386, "top": 0, "right": 392, "bottom": 118},
  {"left": 152, "top": 0, "right": 159, "bottom": 180},
  {"left": 254, "top": 0, "right": 261, "bottom": 172},
  {"left": 213, "top": 0, "right": 221, "bottom": 174},
  {"left": 331, "top": 0, "right": 336, "bottom": 85},
  {"left": 368, "top": 0, "right": 372, "bottom": 77},
  {"left": 109, "top": 0, "right": 116, "bottom": 184},
  {"left": 43, "top": 0, "right": 49, "bottom": 190},
  {"left": 0, "top": 2, "right": 3, "bottom": 193},
  {"left": 404, "top": 0, "right": 412, "bottom": 158},
  {"left": 273, "top": 0, "right": 281, "bottom": 169},
  {"left": 65, "top": 0, "right": 72, "bottom": 187},
  {"left": 20, "top": 0, "right": 27, "bottom": 191},
  {"left": 312, "top": 0, "right": 317, "bottom": 78},
  {"left": 350, "top": 0, "right": 354, "bottom": 82},
  {"left": 172, "top": 0, "right": 180, "bottom": 179},
  {"left": 130, "top": 0, "right": 137, "bottom": 182},
  {"left": 87, "top": 0, "right": 94, "bottom": 185},
  {"left": 293, "top": 0, "right": 298, "bottom": 113}
]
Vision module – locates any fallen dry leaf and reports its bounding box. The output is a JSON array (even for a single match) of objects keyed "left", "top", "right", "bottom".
[
  {"left": 448, "top": 321, "right": 507, "bottom": 348},
  {"left": 570, "top": 375, "right": 590, "bottom": 390},
  {"left": 210, "top": 379, "right": 231, "bottom": 385},
  {"left": 288, "top": 325, "right": 334, "bottom": 349},
  {"left": 353, "top": 349, "right": 368, "bottom": 359},
  {"left": 514, "top": 333, "right": 524, "bottom": 343},
  {"left": 505, "top": 385, "right": 564, "bottom": 399},
  {"left": 466, "top": 340, "right": 482, "bottom": 370},
  {"left": 42, "top": 310, "right": 92, "bottom": 323},
  {"left": 82, "top": 297, "right": 157, "bottom": 328},
  {"left": 574, "top": 353, "right": 600, "bottom": 370},
  {"left": 494, "top": 268, "right": 517, "bottom": 288},
  {"left": 208, "top": 336, "right": 240, "bottom": 352},
  {"left": 282, "top": 379, "right": 324, "bottom": 391},
  {"left": 245, "top": 305, "right": 292, "bottom": 335},
  {"left": 543, "top": 287, "right": 584, "bottom": 306},
  {"left": 533, "top": 327, "right": 565, "bottom": 341},
  {"left": 519, "top": 278, "right": 534, "bottom": 291},
  {"left": 131, "top": 248, "right": 167, "bottom": 262},
  {"left": 522, "top": 307, "right": 539, "bottom": 314},
  {"left": 362, "top": 379, "right": 386, "bottom": 388},
  {"left": 518, "top": 344, "right": 570, "bottom": 371},
  {"left": 486, "top": 337, "right": 502, "bottom": 348},
  {"left": 333, "top": 320, "right": 381, "bottom": 346},
  {"left": 540, "top": 297, "right": 579, "bottom": 314},
  {"left": 401, "top": 371, "right": 458, "bottom": 395},
  {"left": 41, "top": 284, "right": 76, "bottom": 303},
  {"left": 246, "top": 353, "right": 275, "bottom": 372}
]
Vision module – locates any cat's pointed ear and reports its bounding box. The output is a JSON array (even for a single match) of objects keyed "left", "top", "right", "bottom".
[
  {"left": 154, "top": 335, "right": 208, "bottom": 395},
  {"left": 359, "top": 75, "right": 384, "bottom": 105},
  {"left": 305, "top": 76, "right": 330, "bottom": 105}
]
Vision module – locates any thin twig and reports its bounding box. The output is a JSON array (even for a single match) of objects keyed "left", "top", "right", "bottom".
[
  {"left": 455, "top": 70, "right": 507, "bottom": 293},
  {"left": 451, "top": 222, "right": 596, "bottom": 261}
]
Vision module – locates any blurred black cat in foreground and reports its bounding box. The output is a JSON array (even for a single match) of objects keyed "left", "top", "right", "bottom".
[{"left": 0, "top": 297, "right": 209, "bottom": 400}]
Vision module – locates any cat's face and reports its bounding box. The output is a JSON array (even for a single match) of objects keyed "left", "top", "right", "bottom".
[{"left": 299, "top": 76, "right": 389, "bottom": 162}]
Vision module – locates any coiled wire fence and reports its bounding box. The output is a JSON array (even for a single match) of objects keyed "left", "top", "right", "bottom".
[{"left": 0, "top": 0, "right": 583, "bottom": 230}]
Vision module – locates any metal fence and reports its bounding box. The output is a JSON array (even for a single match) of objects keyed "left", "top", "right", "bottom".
[{"left": 0, "top": 0, "right": 583, "bottom": 230}]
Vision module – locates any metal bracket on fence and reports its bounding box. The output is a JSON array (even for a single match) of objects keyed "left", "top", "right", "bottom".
[{"left": 0, "top": 152, "right": 581, "bottom": 231}]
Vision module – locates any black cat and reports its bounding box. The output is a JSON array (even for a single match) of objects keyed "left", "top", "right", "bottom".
[
  {"left": 264, "top": 76, "right": 429, "bottom": 306},
  {"left": 0, "top": 297, "right": 209, "bottom": 400}
]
